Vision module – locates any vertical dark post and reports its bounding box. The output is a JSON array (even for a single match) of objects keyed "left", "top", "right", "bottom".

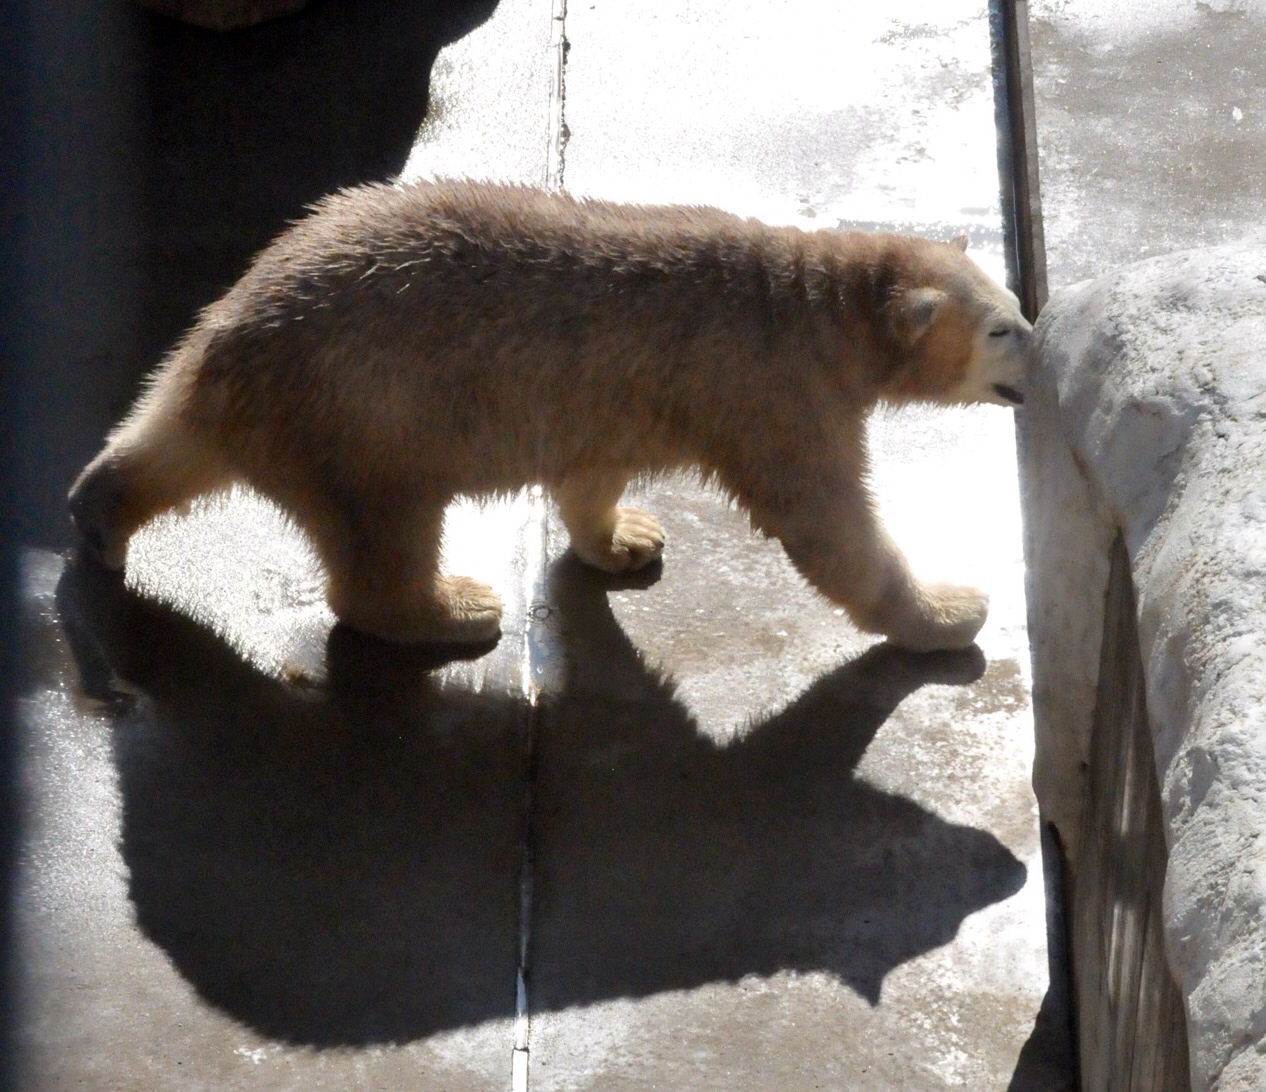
[
  {"left": 990, "top": 0, "right": 1048, "bottom": 323},
  {"left": 0, "top": 1, "right": 28, "bottom": 1086},
  {"left": 991, "top": 6, "right": 1076, "bottom": 1086}
]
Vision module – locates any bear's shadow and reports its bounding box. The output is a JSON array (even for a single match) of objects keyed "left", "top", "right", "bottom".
[{"left": 56, "top": 551, "right": 1025, "bottom": 1047}]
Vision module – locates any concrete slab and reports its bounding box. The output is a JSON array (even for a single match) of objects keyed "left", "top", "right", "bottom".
[
  {"left": 15, "top": 4, "right": 529, "bottom": 1085},
  {"left": 12, "top": 0, "right": 1075, "bottom": 1089},
  {"left": 403, "top": 0, "right": 557, "bottom": 187},
  {"left": 520, "top": 2, "right": 1064, "bottom": 1085},
  {"left": 15, "top": 495, "right": 534, "bottom": 1089},
  {"left": 1029, "top": 0, "right": 1266, "bottom": 286},
  {"left": 561, "top": 0, "right": 1005, "bottom": 238},
  {"left": 526, "top": 474, "right": 1046, "bottom": 1090}
]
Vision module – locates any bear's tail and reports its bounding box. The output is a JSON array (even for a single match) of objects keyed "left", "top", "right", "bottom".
[{"left": 68, "top": 362, "right": 233, "bottom": 570}]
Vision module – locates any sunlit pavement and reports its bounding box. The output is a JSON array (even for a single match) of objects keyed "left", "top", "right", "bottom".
[{"left": 13, "top": 2, "right": 1085, "bottom": 1088}]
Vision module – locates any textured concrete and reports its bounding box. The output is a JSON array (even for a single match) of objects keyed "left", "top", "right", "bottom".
[
  {"left": 15, "top": 3, "right": 522, "bottom": 1088},
  {"left": 1026, "top": 244, "right": 1266, "bottom": 1091},
  {"left": 13, "top": 0, "right": 1071, "bottom": 1089},
  {"left": 17, "top": 504, "right": 533, "bottom": 1089},
  {"left": 1029, "top": 0, "right": 1266, "bottom": 287},
  {"left": 1073, "top": 537, "right": 1190, "bottom": 1091},
  {"left": 525, "top": 477, "right": 1045, "bottom": 1090},
  {"left": 560, "top": 0, "right": 1006, "bottom": 237},
  {"left": 1023, "top": 5, "right": 1266, "bottom": 1087}
]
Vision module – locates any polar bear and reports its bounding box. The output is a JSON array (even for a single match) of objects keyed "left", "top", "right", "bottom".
[{"left": 69, "top": 179, "right": 1028, "bottom": 651}]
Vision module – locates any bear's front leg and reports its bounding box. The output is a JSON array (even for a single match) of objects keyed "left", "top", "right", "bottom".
[
  {"left": 751, "top": 478, "right": 988, "bottom": 652},
  {"left": 555, "top": 471, "right": 666, "bottom": 573}
]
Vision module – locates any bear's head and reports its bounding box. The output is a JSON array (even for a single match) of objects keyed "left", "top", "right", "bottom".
[{"left": 880, "top": 235, "right": 1030, "bottom": 409}]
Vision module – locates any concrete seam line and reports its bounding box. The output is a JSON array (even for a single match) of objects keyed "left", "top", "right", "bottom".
[
  {"left": 547, "top": 0, "right": 569, "bottom": 193},
  {"left": 513, "top": 486, "right": 549, "bottom": 1091}
]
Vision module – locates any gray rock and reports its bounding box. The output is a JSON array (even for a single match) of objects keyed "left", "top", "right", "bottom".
[{"left": 1025, "top": 243, "right": 1266, "bottom": 1089}]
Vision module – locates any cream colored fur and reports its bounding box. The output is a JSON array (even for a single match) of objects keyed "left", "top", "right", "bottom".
[{"left": 68, "top": 179, "right": 1029, "bottom": 650}]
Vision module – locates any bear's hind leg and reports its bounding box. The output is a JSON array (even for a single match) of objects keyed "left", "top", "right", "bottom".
[
  {"left": 555, "top": 471, "right": 665, "bottom": 573},
  {"left": 68, "top": 407, "right": 234, "bottom": 571},
  {"left": 318, "top": 499, "right": 502, "bottom": 644}
]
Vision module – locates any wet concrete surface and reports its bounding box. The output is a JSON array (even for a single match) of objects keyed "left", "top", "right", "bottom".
[
  {"left": 13, "top": 0, "right": 1074, "bottom": 1088},
  {"left": 18, "top": 508, "right": 534, "bottom": 1086},
  {"left": 525, "top": 485, "right": 1049, "bottom": 1089},
  {"left": 1029, "top": 0, "right": 1266, "bottom": 286},
  {"left": 560, "top": 1, "right": 1007, "bottom": 238}
]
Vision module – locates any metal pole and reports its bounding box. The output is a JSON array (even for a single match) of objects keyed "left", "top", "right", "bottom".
[{"left": 990, "top": 0, "right": 1048, "bottom": 323}]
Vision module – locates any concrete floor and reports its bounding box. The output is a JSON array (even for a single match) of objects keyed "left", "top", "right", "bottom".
[
  {"left": 13, "top": 1, "right": 1080, "bottom": 1089},
  {"left": 1028, "top": 0, "right": 1266, "bottom": 287}
]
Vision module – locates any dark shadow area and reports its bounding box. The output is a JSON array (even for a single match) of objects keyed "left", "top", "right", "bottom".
[
  {"left": 530, "top": 557, "right": 1027, "bottom": 1009},
  {"left": 1, "top": 7, "right": 30, "bottom": 1085},
  {"left": 54, "top": 549, "right": 1026, "bottom": 1045},
  {"left": 1006, "top": 829, "right": 1078, "bottom": 1090},
  {"left": 18, "top": 0, "right": 497, "bottom": 551},
  {"left": 56, "top": 551, "right": 527, "bottom": 1045},
  {"left": 1008, "top": 987, "right": 1079, "bottom": 1091}
]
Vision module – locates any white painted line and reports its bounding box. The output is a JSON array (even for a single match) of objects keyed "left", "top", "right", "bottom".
[
  {"left": 547, "top": 0, "right": 569, "bottom": 192},
  {"left": 512, "top": 1047, "right": 530, "bottom": 1092},
  {"left": 514, "top": 967, "right": 530, "bottom": 1052},
  {"left": 512, "top": 484, "right": 548, "bottom": 1091}
]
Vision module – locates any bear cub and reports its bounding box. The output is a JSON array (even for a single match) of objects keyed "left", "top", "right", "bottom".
[{"left": 69, "top": 179, "right": 1029, "bottom": 651}]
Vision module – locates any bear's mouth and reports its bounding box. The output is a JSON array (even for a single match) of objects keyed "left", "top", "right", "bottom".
[{"left": 992, "top": 383, "right": 1024, "bottom": 405}]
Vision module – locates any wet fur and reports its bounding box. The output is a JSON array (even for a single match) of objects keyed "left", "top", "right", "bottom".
[{"left": 69, "top": 178, "right": 1029, "bottom": 649}]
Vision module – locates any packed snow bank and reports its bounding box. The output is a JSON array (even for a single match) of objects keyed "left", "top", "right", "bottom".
[{"left": 1024, "top": 243, "right": 1266, "bottom": 1091}]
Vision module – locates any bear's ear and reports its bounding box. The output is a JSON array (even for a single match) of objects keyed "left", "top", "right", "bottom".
[
  {"left": 892, "top": 286, "right": 948, "bottom": 344},
  {"left": 949, "top": 233, "right": 969, "bottom": 252}
]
